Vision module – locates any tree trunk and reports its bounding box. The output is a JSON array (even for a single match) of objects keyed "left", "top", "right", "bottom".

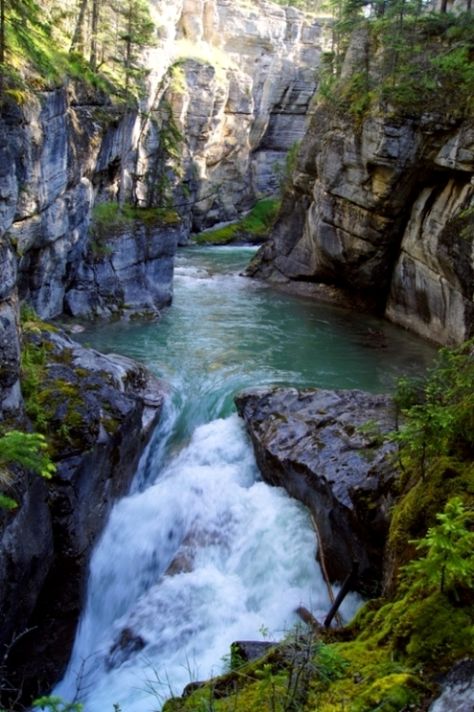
[
  {"left": 125, "top": 0, "right": 133, "bottom": 92},
  {"left": 70, "top": 0, "right": 89, "bottom": 55},
  {"left": 90, "top": 0, "right": 100, "bottom": 70},
  {"left": 0, "top": 0, "right": 5, "bottom": 101}
]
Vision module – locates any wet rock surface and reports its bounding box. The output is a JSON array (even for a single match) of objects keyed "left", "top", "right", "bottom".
[
  {"left": 0, "top": 328, "right": 165, "bottom": 702},
  {"left": 429, "top": 659, "right": 474, "bottom": 712},
  {"left": 235, "top": 386, "right": 398, "bottom": 593},
  {"left": 0, "top": 239, "right": 21, "bottom": 417},
  {"left": 106, "top": 627, "right": 147, "bottom": 671}
]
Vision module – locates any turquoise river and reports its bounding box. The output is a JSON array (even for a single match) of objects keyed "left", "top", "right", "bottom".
[{"left": 55, "top": 246, "right": 434, "bottom": 712}]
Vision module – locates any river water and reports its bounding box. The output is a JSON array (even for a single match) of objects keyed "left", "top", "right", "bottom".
[{"left": 55, "top": 246, "right": 434, "bottom": 711}]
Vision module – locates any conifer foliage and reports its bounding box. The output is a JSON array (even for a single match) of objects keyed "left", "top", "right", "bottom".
[
  {"left": 404, "top": 497, "right": 474, "bottom": 597},
  {"left": 0, "top": 0, "right": 156, "bottom": 103}
]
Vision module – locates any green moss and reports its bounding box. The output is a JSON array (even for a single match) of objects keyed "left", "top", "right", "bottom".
[
  {"left": 195, "top": 198, "right": 280, "bottom": 245},
  {"left": 388, "top": 458, "right": 474, "bottom": 574},
  {"left": 306, "top": 641, "right": 419, "bottom": 712},
  {"left": 195, "top": 223, "right": 240, "bottom": 245},
  {"left": 23, "top": 373, "right": 87, "bottom": 457},
  {"left": 365, "top": 590, "right": 474, "bottom": 668},
  {"left": 90, "top": 202, "right": 181, "bottom": 252},
  {"left": 20, "top": 304, "right": 59, "bottom": 334},
  {"left": 352, "top": 673, "right": 427, "bottom": 712},
  {"left": 121, "top": 205, "right": 181, "bottom": 226},
  {"left": 102, "top": 417, "right": 120, "bottom": 435}
]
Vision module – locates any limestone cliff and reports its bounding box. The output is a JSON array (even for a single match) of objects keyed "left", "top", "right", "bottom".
[
  {"left": 0, "top": 0, "right": 328, "bottom": 326},
  {"left": 248, "top": 27, "right": 474, "bottom": 346}
]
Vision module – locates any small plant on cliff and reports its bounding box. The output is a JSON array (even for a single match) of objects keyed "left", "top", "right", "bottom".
[
  {"left": 0, "top": 431, "right": 55, "bottom": 481},
  {"left": 0, "top": 430, "right": 56, "bottom": 509},
  {"left": 273, "top": 141, "right": 301, "bottom": 195},
  {"left": 403, "top": 497, "right": 474, "bottom": 598}
]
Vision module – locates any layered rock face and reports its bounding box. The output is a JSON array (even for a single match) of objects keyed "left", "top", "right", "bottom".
[
  {"left": 0, "top": 89, "right": 188, "bottom": 323},
  {"left": 0, "top": 240, "right": 21, "bottom": 416},
  {"left": 158, "top": 0, "right": 327, "bottom": 229},
  {"left": 0, "top": 327, "right": 164, "bottom": 700},
  {"left": 249, "top": 61, "right": 474, "bottom": 345},
  {"left": 63, "top": 220, "right": 183, "bottom": 319},
  {"left": 0, "top": 0, "right": 328, "bottom": 324},
  {"left": 235, "top": 386, "right": 398, "bottom": 594}
]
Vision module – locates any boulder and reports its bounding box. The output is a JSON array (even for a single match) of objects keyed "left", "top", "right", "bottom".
[{"left": 235, "top": 386, "right": 398, "bottom": 594}]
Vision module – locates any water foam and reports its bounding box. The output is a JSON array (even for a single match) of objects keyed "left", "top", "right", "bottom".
[{"left": 56, "top": 415, "right": 359, "bottom": 711}]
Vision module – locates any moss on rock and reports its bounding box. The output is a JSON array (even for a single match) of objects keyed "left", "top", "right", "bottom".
[{"left": 195, "top": 198, "right": 280, "bottom": 245}]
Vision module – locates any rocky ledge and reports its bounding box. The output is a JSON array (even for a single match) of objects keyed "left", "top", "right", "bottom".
[
  {"left": 248, "top": 96, "right": 474, "bottom": 346},
  {"left": 0, "top": 326, "right": 164, "bottom": 703},
  {"left": 235, "top": 386, "right": 398, "bottom": 594}
]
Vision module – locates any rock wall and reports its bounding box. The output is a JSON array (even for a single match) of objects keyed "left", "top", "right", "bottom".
[
  {"left": 0, "top": 89, "right": 187, "bottom": 324},
  {"left": 133, "top": 0, "right": 329, "bottom": 229},
  {"left": 0, "top": 239, "right": 21, "bottom": 417},
  {"left": 0, "top": 327, "right": 164, "bottom": 701},
  {"left": 249, "top": 36, "right": 474, "bottom": 345},
  {"left": 0, "top": 0, "right": 328, "bottom": 330}
]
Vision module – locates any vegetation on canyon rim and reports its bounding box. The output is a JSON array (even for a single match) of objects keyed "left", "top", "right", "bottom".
[
  {"left": 319, "top": 2, "right": 474, "bottom": 120},
  {"left": 0, "top": 0, "right": 155, "bottom": 104}
]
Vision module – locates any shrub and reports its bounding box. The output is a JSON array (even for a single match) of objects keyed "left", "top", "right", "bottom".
[{"left": 403, "top": 497, "right": 474, "bottom": 597}]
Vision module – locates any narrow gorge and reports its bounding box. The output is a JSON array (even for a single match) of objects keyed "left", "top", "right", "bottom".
[{"left": 0, "top": 1, "right": 473, "bottom": 711}]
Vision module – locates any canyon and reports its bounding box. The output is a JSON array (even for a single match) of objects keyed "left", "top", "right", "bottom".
[{"left": 0, "top": 1, "right": 472, "bottom": 709}]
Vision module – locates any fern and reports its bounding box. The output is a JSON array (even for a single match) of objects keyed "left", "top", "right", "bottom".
[{"left": 0, "top": 430, "right": 56, "bottom": 509}]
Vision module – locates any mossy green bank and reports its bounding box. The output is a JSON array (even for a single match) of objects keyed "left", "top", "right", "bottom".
[{"left": 194, "top": 198, "right": 280, "bottom": 245}]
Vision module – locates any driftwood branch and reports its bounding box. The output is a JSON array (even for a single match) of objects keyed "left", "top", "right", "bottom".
[
  {"left": 295, "top": 606, "right": 324, "bottom": 634},
  {"left": 324, "top": 561, "right": 359, "bottom": 629}
]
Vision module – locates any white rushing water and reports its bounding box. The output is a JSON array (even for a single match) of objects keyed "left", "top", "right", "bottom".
[
  {"left": 56, "top": 416, "right": 359, "bottom": 711},
  {"left": 56, "top": 246, "right": 434, "bottom": 711}
]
